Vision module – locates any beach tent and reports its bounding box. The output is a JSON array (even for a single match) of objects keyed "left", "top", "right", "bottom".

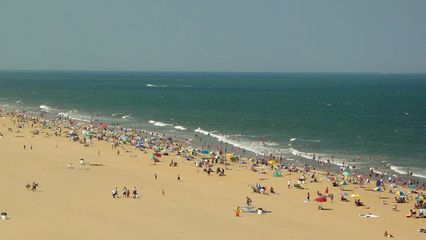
[{"left": 272, "top": 171, "right": 282, "bottom": 177}]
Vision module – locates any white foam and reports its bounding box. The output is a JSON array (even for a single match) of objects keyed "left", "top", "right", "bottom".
[
  {"left": 289, "top": 138, "right": 296, "bottom": 142},
  {"left": 194, "top": 128, "right": 288, "bottom": 156},
  {"left": 39, "top": 105, "right": 50, "bottom": 112},
  {"left": 149, "top": 120, "right": 171, "bottom": 127},
  {"left": 146, "top": 84, "right": 158, "bottom": 87},
  {"left": 390, "top": 165, "right": 426, "bottom": 179},
  {"left": 174, "top": 126, "right": 186, "bottom": 131}
]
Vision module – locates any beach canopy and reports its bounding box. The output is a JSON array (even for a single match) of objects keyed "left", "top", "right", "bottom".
[
  {"left": 314, "top": 197, "right": 327, "bottom": 203},
  {"left": 373, "top": 187, "right": 383, "bottom": 192},
  {"left": 342, "top": 171, "right": 350, "bottom": 177}
]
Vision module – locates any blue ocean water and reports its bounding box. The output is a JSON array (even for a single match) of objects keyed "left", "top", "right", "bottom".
[{"left": 0, "top": 71, "right": 425, "bottom": 177}]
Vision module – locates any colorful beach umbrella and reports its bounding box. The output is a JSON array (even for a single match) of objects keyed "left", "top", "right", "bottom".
[
  {"left": 394, "top": 190, "right": 405, "bottom": 198},
  {"left": 416, "top": 195, "right": 424, "bottom": 201},
  {"left": 373, "top": 187, "right": 383, "bottom": 192},
  {"left": 314, "top": 197, "right": 327, "bottom": 203},
  {"left": 342, "top": 171, "right": 350, "bottom": 177}
]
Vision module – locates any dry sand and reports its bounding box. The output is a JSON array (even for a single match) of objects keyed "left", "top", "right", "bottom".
[{"left": 0, "top": 116, "right": 424, "bottom": 239}]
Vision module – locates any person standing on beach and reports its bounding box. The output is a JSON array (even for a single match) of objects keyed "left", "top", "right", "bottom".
[
  {"left": 23, "top": 144, "right": 26, "bottom": 150},
  {"left": 307, "top": 192, "right": 310, "bottom": 201},
  {"left": 246, "top": 196, "right": 252, "bottom": 206},
  {"left": 155, "top": 173, "right": 157, "bottom": 180},
  {"left": 177, "top": 174, "right": 181, "bottom": 182},
  {"left": 288, "top": 179, "right": 291, "bottom": 189}
]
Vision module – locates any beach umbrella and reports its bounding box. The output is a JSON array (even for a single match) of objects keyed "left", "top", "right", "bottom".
[
  {"left": 350, "top": 193, "right": 360, "bottom": 199},
  {"left": 314, "top": 197, "right": 327, "bottom": 203},
  {"left": 394, "top": 190, "right": 405, "bottom": 198},
  {"left": 339, "top": 181, "right": 347, "bottom": 186},
  {"left": 342, "top": 171, "right": 350, "bottom": 177},
  {"left": 373, "top": 187, "right": 383, "bottom": 192},
  {"left": 415, "top": 195, "right": 424, "bottom": 201}
]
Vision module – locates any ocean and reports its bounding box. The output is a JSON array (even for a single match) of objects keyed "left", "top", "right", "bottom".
[{"left": 0, "top": 71, "right": 425, "bottom": 177}]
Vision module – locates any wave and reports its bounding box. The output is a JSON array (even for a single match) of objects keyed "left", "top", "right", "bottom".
[
  {"left": 146, "top": 84, "right": 167, "bottom": 88},
  {"left": 39, "top": 105, "right": 51, "bottom": 112},
  {"left": 194, "top": 127, "right": 288, "bottom": 156},
  {"left": 174, "top": 126, "right": 187, "bottom": 131},
  {"left": 390, "top": 165, "right": 426, "bottom": 179},
  {"left": 148, "top": 120, "right": 171, "bottom": 127}
]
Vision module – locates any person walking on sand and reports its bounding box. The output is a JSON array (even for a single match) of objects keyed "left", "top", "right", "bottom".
[
  {"left": 162, "top": 189, "right": 165, "bottom": 196},
  {"left": 307, "top": 192, "right": 310, "bottom": 201},
  {"left": 288, "top": 178, "right": 291, "bottom": 189},
  {"left": 155, "top": 173, "right": 157, "bottom": 180},
  {"left": 23, "top": 144, "right": 26, "bottom": 150},
  {"left": 30, "top": 144, "right": 32, "bottom": 150},
  {"left": 177, "top": 174, "right": 181, "bottom": 182}
]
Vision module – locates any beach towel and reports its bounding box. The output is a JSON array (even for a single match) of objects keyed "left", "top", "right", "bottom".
[{"left": 359, "top": 213, "right": 379, "bottom": 218}]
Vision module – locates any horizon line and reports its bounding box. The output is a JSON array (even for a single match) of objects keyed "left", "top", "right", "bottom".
[{"left": 0, "top": 69, "right": 425, "bottom": 75}]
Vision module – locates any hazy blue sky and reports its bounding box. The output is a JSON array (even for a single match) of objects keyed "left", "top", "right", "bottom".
[{"left": 0, "top": 0, "right": 425, "bottom": 72}]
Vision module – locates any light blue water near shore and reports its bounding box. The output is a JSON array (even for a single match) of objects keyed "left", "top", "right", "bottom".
[{"left": 0, "top": 71, "right": 425, "bottom": 177}]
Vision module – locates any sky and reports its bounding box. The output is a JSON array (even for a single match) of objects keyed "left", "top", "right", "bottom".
[{"left": 0, "top": 0, "right": 425, "bottom": 73}]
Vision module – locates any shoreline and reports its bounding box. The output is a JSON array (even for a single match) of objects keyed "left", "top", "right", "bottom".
[{"left": 1, "top": 111, "right": 426, "bottom": 239}]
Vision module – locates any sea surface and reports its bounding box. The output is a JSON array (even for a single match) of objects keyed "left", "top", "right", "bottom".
[{"left": 0, "top": 71, "right": 425, "bottom": 177}]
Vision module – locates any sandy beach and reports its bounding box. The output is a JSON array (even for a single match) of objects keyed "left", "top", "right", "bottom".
[{"left": 0, "top": 114, "right": 425, "bottom": 240}]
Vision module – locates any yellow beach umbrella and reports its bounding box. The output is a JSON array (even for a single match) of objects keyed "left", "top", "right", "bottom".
[{"left": 350, "top": 193, "right": 360, "bottom": 199}]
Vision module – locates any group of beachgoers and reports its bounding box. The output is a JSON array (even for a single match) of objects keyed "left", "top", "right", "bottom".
[
  {"left": 5, "top": 110, "right": 426, "bottom": 237},
  {"left": 112, "top": 186, "right": 139, "bottom": 199}
]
